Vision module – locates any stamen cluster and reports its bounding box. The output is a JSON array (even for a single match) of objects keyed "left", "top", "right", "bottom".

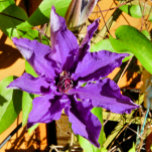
[{"left": 57, "top": 71, "right": 73, "bottom": 93}]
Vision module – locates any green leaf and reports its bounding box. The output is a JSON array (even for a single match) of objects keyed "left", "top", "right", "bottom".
[
  {"left": 78, "top": 108, "right": 106, "bottom": 152},
  {"left": 141, "top": 30, "right": 151, "bottom": 40},
  {"left": 149, "top": 14, "right": 152, "bottom": 22},
  {"left": 0, "top": 76, "right": 22, "bottom": 134},
  {"left": 0, "top": 4, "right": 28, "bottom": 37},
  {"left": 90, "top": 39, "right": 114, "bottom": 52},
  {"left": 110, "top": 25, "right": 152, "bottom": 74},
  {"left": 16, "top": 28, "right": 39, "bottom": 40},
  {"left": 129, "top": 143, "right": 136, "bottom": 152},
  {"left": 17, "top": 0, "right": 72, "bottom": 29},
  {"left": 119, "top": 5, "right": 142, "bottom": 18},
  {"left": 22, "top": 92, "right": 33, "bottom": 125},
  {"left": 78, "top": 136, "right": 101, "bottom": 152},
  {"left": 0, "top": 0, "right": 14, "bottom": 12},
  {"left": 101, "top": 147, "right": 108, "bottom": 152},
  {"left": 25, "top": 61, "right": 38, "bottom": 77},
  {"left": 151, "top": 144, "right": 152, "bottom": 151},
  {"left": 0, "top": 77, "right": 14, "bottom": 119},
  {"left": 12, "top": 27, "right": 50, "bottom": 45},
  {"left": 28, "top": 123, "right": 39, "bottom": 134},
  {"left": 119, "top": 4, "right": 152, "bottom": 21},
  {"left": 90, "top": 39, "right": 132, "bottom": 62},
  {"left": 92, "top": 108, "right": 106, "bottom": 146}
]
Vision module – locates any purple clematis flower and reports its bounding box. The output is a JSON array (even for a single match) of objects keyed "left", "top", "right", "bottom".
[{"left": 8, "top": 7, "right": 139, "bottom": 147}]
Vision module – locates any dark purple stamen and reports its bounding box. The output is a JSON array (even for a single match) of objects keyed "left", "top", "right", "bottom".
[{"left": 57, "top": 71, "right": 73, "bottom": 93}]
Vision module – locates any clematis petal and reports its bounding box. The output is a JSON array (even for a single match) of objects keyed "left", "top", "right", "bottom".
[
  {"left": 50, "top": 7, "right": 79, "bottom": 71},
  {"left": 12, "top": 37, "right": 59, "bottom": 79},
  {"left": 8, "top": 73, "right": 51, "bottom": 95},
  {"left": 69, "top": 78, "right": 139, "bottom": 114},
  {"left": 28, "top": 94, "right": 68, "bottom": 127},
  {"left": 77, "top": 19, "right": 99, "bottom": 61},
  {"left": 65, "top": 98, "right": 101, "bottom": 147},
  {"left": 72, "top": 51, "right": 127, "bottom": 81}
]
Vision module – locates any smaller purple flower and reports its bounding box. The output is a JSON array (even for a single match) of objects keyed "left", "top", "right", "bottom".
[{"left": 8, "top": 7, "right": 139, "bottom": 147}]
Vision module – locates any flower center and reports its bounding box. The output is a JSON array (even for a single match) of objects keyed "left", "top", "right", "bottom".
[{"left": 57, "top": 71, "right": 73, "bottom": 93}]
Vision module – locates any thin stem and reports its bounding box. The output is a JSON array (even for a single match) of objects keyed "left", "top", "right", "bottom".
[
  {"left": 139, "top": 0, "right": 146, "bottom": 31},
  {"left": 96, "top": 3, "right": 111, "bottom": 35},
  {"left": 117, "top": 56, "right": 133, "bottom": 84},
  {"left": 146, "top": 5, "right": 152, "bottom": 30},
  {"left": 0, "top": 123, "right": 22, "bottom": 149}
]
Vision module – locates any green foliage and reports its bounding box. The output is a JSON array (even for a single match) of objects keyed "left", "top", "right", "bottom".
[
  {"left": 25, "top": 61, "right": 38, "bottom": 77},
  {"left": 90, "top": 39, "right": 114, "bottom": 52},
  {"left": 22, "top": 92, "right": 33, "bottom": 126},
  {"left": 0, "top": 64, "right": 38, "bottom": 132},
  {"left": 119, "top": 4, "right": 152, "bottom": 21},
  {"left": 12, "top": 26, "right": 50, "bottom": 46},
  {"left": 101, "top": 147, "right": 108, "bottom": 152},
  {"left": 15, "top": 28, "right": 39, "bottom": 40},
  {"left": 78, "top": 108, "right": 106, "bottom": 152},
  {"left": 28, "top": 123, "right": 39, "bottom": 134},
  {"left": 0, "top": 0, "right": 14, "bottom": 12},
  {"left": 129, "top": 143, "right": 136, "bottom": 152},
  {"left": 0, "top": 0, "right": 71, "bottom": 38},
  {"left": 90, "top": 39, "right": 132, "bottom": 62},
  {"left": 17, "top": 0, "right": 72, "bottom": 29},
  {"left": 0, "top": 3, "right": 28, "bottom": 36},
  {"left": 0, "top": 76, "right": 22, "bottom": 134},
  {"left": 141, "top": 30, "right": 151, "bottom": 40},
  {"left": 110, "top": 25, "right": 152, "bottom": 74}
]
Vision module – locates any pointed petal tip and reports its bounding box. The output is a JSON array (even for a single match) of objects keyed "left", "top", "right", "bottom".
[
  {"left": 51, "top": 6, "right": 56, "bottom": 16},
  {"left": 12, "top": 37, "right": 22, "bottom": 46},
  {"left": 7, "top": 83, "right": 17, "bottom": 89},
  {"left": 87, "top": 19, "right": 99, "bottom": 37},
  {"left": 66, "top": 99, "right": 101, "bottom": 147},
  {"left": 50, "top": 5, "right": 79, "bottom": 71},
  {"left": 12, "top": 37, "right": 26, "bottom": 44},
  {"left": 51, "top": 5, "right": 55, "bottom": 10},
  {"left": 7, "top": 73, "right": 52, "bottom": 94},
  {"left": 95, "top": 18, "right": 100, "bottom": 24},
  {"left": 12, "top": 37, "right": 18, "bottom": 42},
  {"left": 70, "top": 78, "right": 140, "bottom": 114},
  {"left": 72, "top": 50, "right": 128, "bottom": 81},
  {"left": 51, "top": 6, "right": 65, "bottom": 33},
  {"left": 122, "top": 103, "right": 140, "bottom": 114}
]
